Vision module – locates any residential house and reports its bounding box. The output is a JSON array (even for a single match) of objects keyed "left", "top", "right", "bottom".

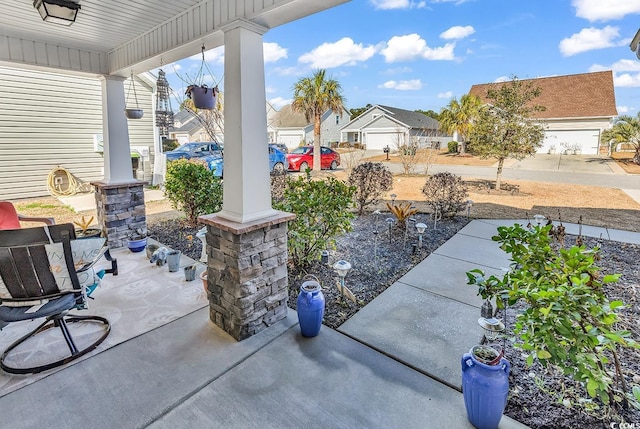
[
  {"left": 270, "top": 104, "right": 350, "bottom": 150},
  {"left": 170, "top": 101, "right": 277, "bottom": 145},
  {"left": 468, "top": 71, "right": 618, "bottom": 155},
  {"left": 340, "top": 105, "right": 446, "bottom": 151},
  {"left": 0, "top": 66, "right": 157, "bottom": 200}
]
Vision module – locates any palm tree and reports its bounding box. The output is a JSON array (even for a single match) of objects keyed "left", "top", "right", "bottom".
[
  {"left": 292, "top": 69, "right": 346, "bottom": 171},
  {"left": 439, "top": 94, "right": 481, "bottom": 154},
  {"left": 601, "top": 113, "right": 640, "bottom": 164}
]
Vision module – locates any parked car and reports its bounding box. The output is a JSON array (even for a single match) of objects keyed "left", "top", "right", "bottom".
[
  {"left": 206, "top": 145, "right": 288, "bottom": 178},
  {"left": 164, "top": 142, "right": 223, "bottom": 161},
  {"left": 286, "top": 146, "right": 340, "bottom": 171},
  {"left": 270, "top": 143, "right": 289, "bottom": 154}
]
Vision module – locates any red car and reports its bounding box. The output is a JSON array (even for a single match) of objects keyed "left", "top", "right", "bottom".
[{"left": 286, "top": 146, "right": 340, "bottom": 171}]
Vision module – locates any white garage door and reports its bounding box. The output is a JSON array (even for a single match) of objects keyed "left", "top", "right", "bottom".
[
  {"left": 277, "top": 132, "right": 304, "bottom": 149},
  {"left": 541, "top": 130, "right": 600, "bottom": 155},
  {"left": 365, "top": 132, "right": 399, "bottom": 151}
]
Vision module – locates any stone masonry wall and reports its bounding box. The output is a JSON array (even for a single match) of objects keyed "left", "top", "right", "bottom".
[
  {"left": 92, "top": 181, "right": 147, "bottom": 249},
  {"left": 202, "top": 213, "right": 293, "bottom": 341}
]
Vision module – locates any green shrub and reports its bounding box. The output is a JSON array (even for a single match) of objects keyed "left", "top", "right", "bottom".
[
  {"left": 468, "top": 224, "right": 640, "bottom": 413},
  {"left": 348, "top": 162, "right": 393, "bottom": 215},
  {"left": 273, "top": 176, "right": 355, "bottom": 267},
  {"left": 422, "top": 172, "right": 468, "bottom": 218},
  {"left": 162, "top": 138, "right": 180, "bottom": 152},
  {"left": 164, "top": 159, "right": 222, "bottom": 226},
  {"left": 447, "top": 141, "right": 458, "bottom": 153}
]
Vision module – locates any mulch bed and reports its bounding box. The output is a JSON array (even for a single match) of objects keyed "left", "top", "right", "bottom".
[{"left": 148, "top": 215, "right": 640, "bottom": 428}]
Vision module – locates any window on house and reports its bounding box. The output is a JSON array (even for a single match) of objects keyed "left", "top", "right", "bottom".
[
  {"left": 354, "top": 134, "right": 358, "bottom": 142},
  {"left": 336, "top": 115, "right": 339, "bottom": 125}
]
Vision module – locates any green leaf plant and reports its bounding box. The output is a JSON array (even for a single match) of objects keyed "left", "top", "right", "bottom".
[
  {"left": 273, "top": 175, "right": 355, "bottom": 268},
  {"left": 468, "top": 223, "right": 640, "bottom": 414}
]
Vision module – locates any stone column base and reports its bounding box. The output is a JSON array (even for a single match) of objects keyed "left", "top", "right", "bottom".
[
  {"left": 199, "top": 211, "right": 295, "bottom": 341},
  {"left": 92, "top": 180, "right": 148, "bottom": 248}
]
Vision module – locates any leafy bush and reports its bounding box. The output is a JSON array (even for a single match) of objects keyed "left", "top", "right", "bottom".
[
  {"left": 447, "top": 141, "right": 458, "bottom": 153},
  {"left": 469, "top": 224, "right": 640, "bottom": 413},
  {"left": 164, "top": 159, "right": 222, "bottom": 226},
  {"left": 162, "top": 138, "right": 179, "bottom": 152},
  {"left": 273, "top": 176, "right": 355, "bottom": 267},
  {"left": 422, "top": 172, "right": 468, "bottom": 218},
  {"left": 270, "top": 169, "right": 288, "bottom": 204},
  {"left": 348, "top": 162, "right": 393, "bottom": 215}
]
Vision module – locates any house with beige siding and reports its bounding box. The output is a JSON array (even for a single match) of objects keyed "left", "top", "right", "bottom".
[
  {"left": 340, "top": 105, "right": 446, "bottom": 151},
  {"left": 468, "top": 71, "right": 618, "bottom": 155},
  {"left": 270, "top": 104, "right": 350, "bottom": 150},
  {"left": 0, "top": 66, "right": 157, "bottom": 200}
]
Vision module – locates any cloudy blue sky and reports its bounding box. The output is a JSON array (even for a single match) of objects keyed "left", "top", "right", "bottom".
[{"left": 163, "top": 0, "right": 640, "bottom": 116}]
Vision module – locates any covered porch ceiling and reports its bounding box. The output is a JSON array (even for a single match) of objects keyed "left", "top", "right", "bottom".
[{"left": 0, "top": 0, "right": 348, "bottom": 77}]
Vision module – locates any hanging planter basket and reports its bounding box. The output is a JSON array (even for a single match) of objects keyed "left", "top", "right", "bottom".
[
  {"left": 186, "top": 85, "right": 218, "bottom": 110},
  {"left": 124, "top": 72, "right": 144, "bottom": 120},
  {"left": 125, "top": 108, "right": 144, "bottom": 119}
]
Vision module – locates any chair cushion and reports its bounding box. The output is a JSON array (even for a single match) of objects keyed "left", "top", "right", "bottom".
[
  {"left": 46, "top": 238, "right": 106, "bottom": 292},
  {"left": 0, "top": 275, "right": 45, "bottom": 308},
  {"left": 0, "top": 202, "right": 21, "bottom": 230},
  {"left": 0, "top": 293, "right": 76, "bottom": 323}
]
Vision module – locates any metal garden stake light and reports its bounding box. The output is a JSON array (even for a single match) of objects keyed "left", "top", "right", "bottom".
[
  {"left": 333, "top": 260, "right": 352, "bottom": 300},
  {"left": 466, "top": 200, "right": 474, "bottom": 219},
  {"left": 386, "top": 217, "right": 395, "bottom": 243},
  {"left": 390, "top": 194, "right": 397, "bottom": 206},
  {"left": 478, "top": 317, "right": 505, "bottom": 342},
  {"left": 533, "top": 214, "right": 546, "bottom": 226},
  {"left": 415, "top": 222, "right": 427, "bottom": 248}
]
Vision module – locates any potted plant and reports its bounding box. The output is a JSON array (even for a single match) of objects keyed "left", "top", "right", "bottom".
[
  {"left": 185, "top": 84, "right": 218, "bottom": 110},
  {"left": 73, "top": 215, "right": 102, "bottom": 239},
  {"left": 127, "top": 227, "right": 147, "bottom": 252}
]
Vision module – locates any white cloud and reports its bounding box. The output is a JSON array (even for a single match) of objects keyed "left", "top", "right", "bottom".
[
  {"left": 263, "top": 42, "right": 288, "bottom": 63},
  {"left": 378, "top": 79, "right": 422, "bottom": 90},
  {"left": 380, "top": 34, "right": 455, "bottom": 62},
  {"left": 382, "top": 66, "right": 413, "bottom": 75},
  {"left": 590, "top": 59, "right": 640, "bottom": 72},
  {"left": 614, "top": 73, "right": 640, "bottom": 87},
  {"left": 617, "top": 105, "right": 631, "bottom": 114},
  {"left": 437, "top": 91, "right": 453, "bottom": 98},
  {"left": 559, "top": 26, "right": 620, "bottom": 56},
  {"left": 572, "top": 0, "right": 640, "bottom": 22},
  {"left": 274, "top": 66, "right": 303, "bottom": 76},
  {"left": 494, "top": 76, "right": 510, "bottom": 83},
  {"left": 370, "top": 0, "right": 426, "bottom": 10},
  {"left": 440, "top": 26, "right": 475, "bottom": 40},
  {"left": 265, "top": 86, "right": 277, "bottom": 94},
  {"left": 299, "top": 37, "right": 376, "bottom": 68},
  {"left": 269, "top": 97, "right": 292, "bottom": 109}
]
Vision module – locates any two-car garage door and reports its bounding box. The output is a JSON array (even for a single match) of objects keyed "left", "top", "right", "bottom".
[
  {"left": 541, "top": 130, "right": 601, "bottom": 155},
  {"left": 365, "top": 131, "right": 404, "bottom": 151}
]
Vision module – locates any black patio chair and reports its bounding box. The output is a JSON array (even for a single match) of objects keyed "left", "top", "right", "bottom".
[{"left": 0, "top": 223, "right": 117, "bottom": 374}]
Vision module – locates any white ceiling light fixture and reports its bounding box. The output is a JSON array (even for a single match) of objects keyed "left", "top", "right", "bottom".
[{"left": 33, "top": 0, "right": 81, "bottom": 26}]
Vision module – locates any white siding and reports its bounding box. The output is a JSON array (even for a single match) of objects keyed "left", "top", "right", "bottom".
[{"left": 0, "top": 66, "right": 155, "bottom": 200}]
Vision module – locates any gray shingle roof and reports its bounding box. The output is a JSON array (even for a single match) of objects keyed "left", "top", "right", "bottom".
[{"left": 377, "top": 105, "right": 439, "bottom": 129}]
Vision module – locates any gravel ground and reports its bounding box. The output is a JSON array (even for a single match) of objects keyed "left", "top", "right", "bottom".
[{"left": 148, "top": 215, "right": 640, "bottom": 428}]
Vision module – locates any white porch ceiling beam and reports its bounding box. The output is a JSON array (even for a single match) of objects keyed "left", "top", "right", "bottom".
[
  {"left": 0, "top": 35, "right": 107, "bottom": 75},
  {"left": 107, "top": 0, "right": 349, "bottom": 76}
]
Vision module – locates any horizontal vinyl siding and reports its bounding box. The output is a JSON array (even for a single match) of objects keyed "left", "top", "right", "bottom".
[{"left": 0, "top": 66, "right": 156, "bottom": 200}]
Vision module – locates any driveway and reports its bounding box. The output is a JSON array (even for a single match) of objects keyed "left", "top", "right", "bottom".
[{"left": 508, "top": 153, "right": 621, "bottom": 174}]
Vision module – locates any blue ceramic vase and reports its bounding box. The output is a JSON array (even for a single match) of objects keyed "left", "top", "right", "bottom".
[
  {"left": 461, "top": 349, "right": 510, "bottom": 429},
  {"left": 296, "top": 279, "right": 325, "bottom": 337}
]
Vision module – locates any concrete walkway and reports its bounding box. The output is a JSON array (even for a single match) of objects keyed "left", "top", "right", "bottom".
[{"left": 3, "top": 219, "right": 637, "bottom": 428}]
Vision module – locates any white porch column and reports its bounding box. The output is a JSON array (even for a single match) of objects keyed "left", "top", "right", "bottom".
[
  {"left": 100, "top": 75, "right": 134, "bottom": 183},
  {"left": 217, "top": 19, "right": 277, "bottom": 223}
]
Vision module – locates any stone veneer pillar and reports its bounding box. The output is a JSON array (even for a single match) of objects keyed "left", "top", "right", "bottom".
[
  {"left": 92, "top": 180, "right": 147, "bottom": 249},
  {"left": 199, "top": 211, "right": 295, "bottom": 341}
]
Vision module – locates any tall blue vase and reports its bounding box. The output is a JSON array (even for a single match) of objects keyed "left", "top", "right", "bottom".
[
  {"left": 461, "top": 350, "right": 510, "bottom": 429},
  {"left": 296, "top": 279, "right": 325, "bottom": 337}
]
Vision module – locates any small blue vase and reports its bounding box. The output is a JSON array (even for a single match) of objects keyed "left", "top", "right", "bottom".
[{"left": 296, "top": 279, "right": 325, "bottom": 337}]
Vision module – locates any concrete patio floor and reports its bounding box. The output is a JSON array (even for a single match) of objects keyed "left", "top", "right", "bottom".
[{"left": 3, "top": 219, "right": 635, "bottom": 428}]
